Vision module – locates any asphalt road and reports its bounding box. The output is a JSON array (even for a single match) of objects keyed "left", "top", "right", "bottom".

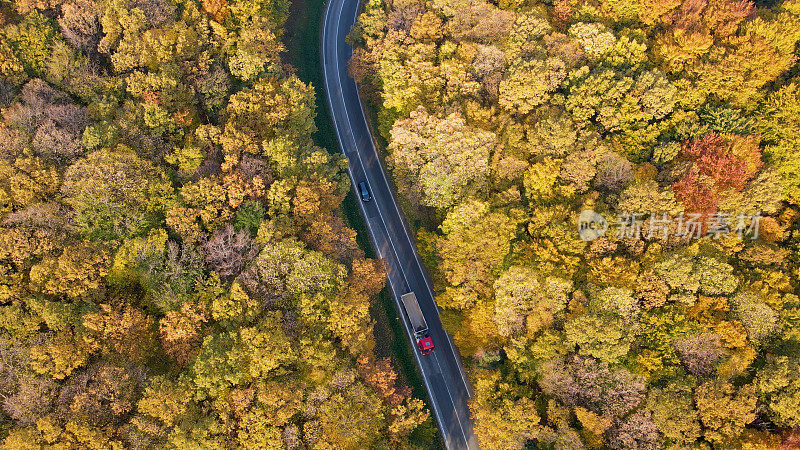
[{"left": 321, "top": 0, "right": 480, "bottom": 448}]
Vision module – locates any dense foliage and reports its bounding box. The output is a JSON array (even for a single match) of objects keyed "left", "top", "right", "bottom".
[
  {"left": 0, "top": 0, "right": 431, "bottom": 446},
  {"left": 351, "top": 0, "right": 800, "bottom": 447}
]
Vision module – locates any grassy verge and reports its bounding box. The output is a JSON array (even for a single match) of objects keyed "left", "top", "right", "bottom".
[
  {"left": 283, "top": 1, "right": 442, "bottom": 446},
  {"left": 283, "top": 0, "right": 337, "bottom": 153}
]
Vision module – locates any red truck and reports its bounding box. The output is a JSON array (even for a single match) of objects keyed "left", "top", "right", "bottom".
[{"left": 401, "top": 292, "right": 434, "bottom": 355}]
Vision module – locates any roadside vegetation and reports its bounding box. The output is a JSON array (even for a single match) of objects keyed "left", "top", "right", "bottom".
[
  {"left": 0, "top": 0, "right": 430, "bottom": 446},
  {"left": 351, "top": 0, "right": 800, "bottom": 447}
]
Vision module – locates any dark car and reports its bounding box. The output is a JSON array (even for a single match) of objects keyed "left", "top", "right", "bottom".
[{"left": 358, "top": 181, "right": 371, "bottom": 202}]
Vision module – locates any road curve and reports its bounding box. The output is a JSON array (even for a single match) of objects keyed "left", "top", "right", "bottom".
[{"left": 321, "top": 0, "right": 479, "bottom": 448}]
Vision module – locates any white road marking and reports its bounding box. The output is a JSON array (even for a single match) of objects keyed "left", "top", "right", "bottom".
[
  {"left": 343, "top": 7, "right": 473, "bottom": 400},
  {"left": 343, "top": 0, "right": 475, "bottom": 433},
  {"left": 321, "top": 0, "right": 474, "bottom": 448}
]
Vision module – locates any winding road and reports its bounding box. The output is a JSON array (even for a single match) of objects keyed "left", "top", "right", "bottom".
[{"left": 321, "top": 0, "right": 479, "bottom": 448}]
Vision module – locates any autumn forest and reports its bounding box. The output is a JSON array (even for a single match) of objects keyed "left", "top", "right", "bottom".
[
  {"left": 0, "top": 0, "right": 432, "bottom": 446},
  {"left": 1, "top": 0, "right": 800, "bottom": 446},
  {"left": 350, "top": 0, "right": 800, "bottom": 447}
]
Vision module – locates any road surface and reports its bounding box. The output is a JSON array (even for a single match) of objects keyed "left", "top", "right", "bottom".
[{"left": 321, "top": 0, "right": 480, "bottom": 448}]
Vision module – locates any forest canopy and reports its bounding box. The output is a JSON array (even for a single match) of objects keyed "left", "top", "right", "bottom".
[
  {"left": 0, "top": 0, "right": 431, "bottom": 447},
  {"left": 351, "top": 0, "right": 800, "bottom": 447}
]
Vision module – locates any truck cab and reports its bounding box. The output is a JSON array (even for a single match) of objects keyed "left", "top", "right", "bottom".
[{"left": 417, "top": 336, "right": 435, "bottom": 355}]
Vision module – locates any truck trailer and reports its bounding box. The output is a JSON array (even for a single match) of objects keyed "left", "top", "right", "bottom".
[{"left": 400, "top": 292, "right": 435, "bottom": 355}]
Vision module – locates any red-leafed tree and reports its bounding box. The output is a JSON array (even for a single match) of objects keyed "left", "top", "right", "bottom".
[
  {"left": 357, "top": 354, "right": 407, "bottom": 405},
  {"left": 672, "top": 166, "right": 719, "bottom": 217},
  {"left": 673, "top": 133, "right": 763, "bottom": 214},
  {"left": 681, "top": 133, "right": 762, "bottom": 191}
]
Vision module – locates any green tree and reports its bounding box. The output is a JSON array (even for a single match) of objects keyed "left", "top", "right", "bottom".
[
  {"left": 564, "top": 313, "right": 635, "bottom": 363},
  {"left": 62, "top": 146, "right": 175, "bottom": 240}
]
